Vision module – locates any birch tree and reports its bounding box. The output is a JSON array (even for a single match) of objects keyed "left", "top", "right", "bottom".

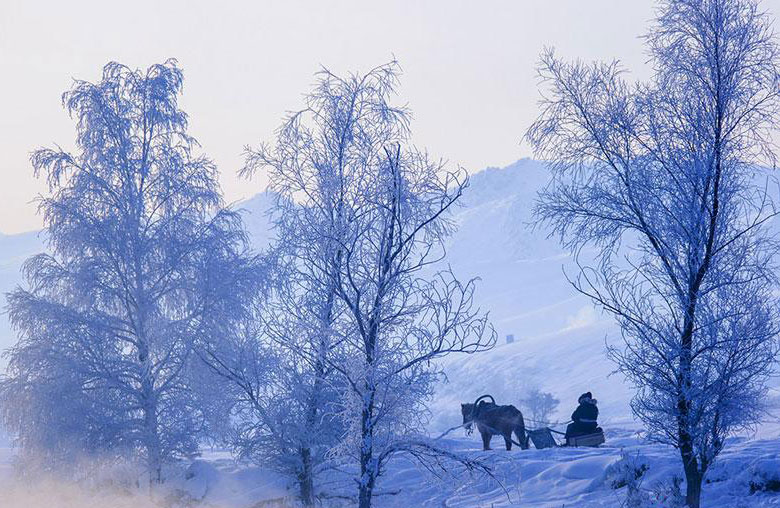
[
  {"left": 527, "top": 1, "right": 780, "bottom": 506},
  {"left": 0, "top": 60, "right": 260, "bottom": 483},
  {"left": 231, "top": 63, "right": 495, "bottom": 508},
  {"left": 331, "top": 140, "right": 496, "bottom": 508},
  {"left": 199, "top": 64, "right": 411, "bottom": 506}
]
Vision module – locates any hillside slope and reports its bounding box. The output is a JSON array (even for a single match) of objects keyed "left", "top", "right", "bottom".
[
  {"left": 2, "top": 160, "right": 777, "bottom": 437},
  {"left": 234, "top": 159, "right": 634, "bottom": 431},
  {"left": 428, "top": 159, "right": 633, "bottom": 431},
  {"left": 0, "top": 231, "right": 45, "bottom": 372}
]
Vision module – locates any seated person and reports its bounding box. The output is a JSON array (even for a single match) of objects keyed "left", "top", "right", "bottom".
[{"left": 565, "top": 391, "right": 600, "bottom": 439}]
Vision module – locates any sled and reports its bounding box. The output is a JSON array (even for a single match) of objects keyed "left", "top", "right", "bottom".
[
  {"left": 565, "top": 429, "right": 605, "bottom": 447},
  {"left": 528, "top": 428, "right": 558, "bottom": 449}
]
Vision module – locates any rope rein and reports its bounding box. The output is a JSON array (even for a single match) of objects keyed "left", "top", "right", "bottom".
[{"left": 433, "top": 422, "right": 472, "bottom": 440}]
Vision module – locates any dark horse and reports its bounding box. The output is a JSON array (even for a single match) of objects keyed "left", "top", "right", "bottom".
[{"left": 461, "top": 395, "right": 528, "bottom": 451}]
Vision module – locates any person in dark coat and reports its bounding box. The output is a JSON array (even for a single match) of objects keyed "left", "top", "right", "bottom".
[{"left": 565, "top": 392, "right": 600, "bottom": 439}]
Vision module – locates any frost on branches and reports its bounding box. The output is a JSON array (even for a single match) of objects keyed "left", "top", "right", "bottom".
[
  {"left": 234, "top": 63, "right": 496, "bottom": 508},
  {"left": 526, "top": 1, "right": 780, "bottom": 507},
  {"left": 0, "top": 60, "right": 262, "bottom": 484}
]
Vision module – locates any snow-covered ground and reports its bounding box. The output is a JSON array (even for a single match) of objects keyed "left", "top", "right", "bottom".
[
  {"left": 377, "top": 433, "right": 780, "bottom": 507},
  {"left": 2, "top": 434, "right": 780, "bottom": 507},
  {"left": 1, "top": 159, "right": 779, "bottom": 506}
]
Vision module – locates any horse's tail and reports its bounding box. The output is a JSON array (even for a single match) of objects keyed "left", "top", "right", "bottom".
[{"left": 515, "top": 409, "right": 529, "bottom": 449}]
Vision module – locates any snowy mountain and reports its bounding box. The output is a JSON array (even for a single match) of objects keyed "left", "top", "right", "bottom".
[
  {"left": 235, "top": 190, "right": 277, "bottom": 251},
  {"left": 0, "top": 230, "right": 45, "bottom": 372},
  {"left": 1, "top": 160, "right": 776, "bottom": 436},
  {"left": 231, "top": 159, "right": 633, "bottom": 431},
  {"left": 2, "top": 160, "right": 779, "bottom": 507}
]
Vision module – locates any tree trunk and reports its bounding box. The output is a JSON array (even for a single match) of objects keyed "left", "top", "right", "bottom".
[
  {"left": 147, "top": 440, "right": 162, "bottom": 485},
  {"left": 298, "top": 377, "right": 320, "bottom": 507},
  {"left": 143, "top": 393, "right": 162, "bottom": 485},
  {"left": 298, "top": 447, "right": 315, "bottom": 506},
  {"left": 358, "top": 454, "right": 376, "bottom": 508},
  {"left": 358, "top": 391, "right": 376, "bottom": 508},
  {"left": 139, "top": 341, "right": 161, "bottom": 485},
  {"left": 676, "top": 286, "right": 700, "bottom": 506},
  {"left": 296, "top": 291, "right": 335, "bottom": 506},
  {"left": 683, "top": 462, "right": 702, "bottom": 508}
]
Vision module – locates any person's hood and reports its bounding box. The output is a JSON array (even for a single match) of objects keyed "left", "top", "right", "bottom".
[{"left": 578, "top": 391, "right": 593, "bottom": 404}]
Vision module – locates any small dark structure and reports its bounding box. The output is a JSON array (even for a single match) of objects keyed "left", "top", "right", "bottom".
[
  {"left": 566, "top": 431, "right": 605, "bottom": 447},
  {"left": 527, "top": 428, "right": 557, "bottom": 449}
]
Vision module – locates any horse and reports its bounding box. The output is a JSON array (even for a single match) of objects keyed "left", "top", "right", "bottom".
[{"left": 461, "top": 394, "right": 528, "bottom": 451}]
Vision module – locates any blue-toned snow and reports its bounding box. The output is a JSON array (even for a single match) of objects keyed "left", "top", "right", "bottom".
[{"left": 0, "top": 159, "right": 778, "bottom": 506}]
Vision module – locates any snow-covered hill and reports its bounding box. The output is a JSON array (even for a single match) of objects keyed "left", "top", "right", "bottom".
[
  {"left": 1, "top": 159, "right": 780, "bottom": 506},
  {"left": 0, "top": 230, "right": 45, "bottom": 372},
  {"left": 428, "top": 159, "right": 633, "bottom": 432},
  {"left": 3, "top": 159, "right": 777, "bottom": 435},
  {"left": 229, "top": 159, "right": 635, "bottom": 430},
  {"left": 427, "top": 159, "right": 779, "bottom": 438}
]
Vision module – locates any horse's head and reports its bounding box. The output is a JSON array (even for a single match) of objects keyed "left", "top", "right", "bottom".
[{"left": 461, "top": 403, "right": 475, "bottom": 434}]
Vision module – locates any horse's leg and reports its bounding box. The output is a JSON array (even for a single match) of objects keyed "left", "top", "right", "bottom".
[
  {"left": 515, "top": 424, "right": 528, "bottom": 450},
  {"left": 480, "top": 429, "right": 492, "bottom": 450}
]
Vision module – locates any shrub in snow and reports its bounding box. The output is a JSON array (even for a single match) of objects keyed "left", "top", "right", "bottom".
[
  {"left": 624, "top": 489, "right": 651, "bottom": 508},
  {"left": 603, "top": 452, "right": 686, "bottom": 508},
  {"left": 647, "top": 476, "right": 685, "bottom": 508},
  {"left": 605, "top": 451, "right": 649, "bottom": 490},
  {"left": 734, "top": 458, "right": 780, "bottom": 494},
  {"left": 611, "top": 471, "right": 685, "bottom": 508},
  {"left": 519, "top": 387, "right": 560, "bottom": 425}
]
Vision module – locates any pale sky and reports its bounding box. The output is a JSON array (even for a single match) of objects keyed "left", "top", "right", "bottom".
[{"left": 2, "top": 1, "right": 779, "bottom": 234}]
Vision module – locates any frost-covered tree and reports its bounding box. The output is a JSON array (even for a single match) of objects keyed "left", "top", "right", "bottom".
[
  {"left": 231, "top": 63, "right": 495, "bottom": 508},
  {"left": 291, "top": 69, "right": 498, "bottom": 504},
  {"left": 337, "top": 143, "right": 496, "bottom": 508},
  {"left": 520, "top": 388, "right": 560, "bottom": 425},
  {"left": 226, "top": 64, "right": 409, "bottom": 505},
  {"left": 526, "top": 1, "right": 780, "bottom": 506},
  {"left": 0, "top": 60, "right": 260, "bottom": 483}
]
